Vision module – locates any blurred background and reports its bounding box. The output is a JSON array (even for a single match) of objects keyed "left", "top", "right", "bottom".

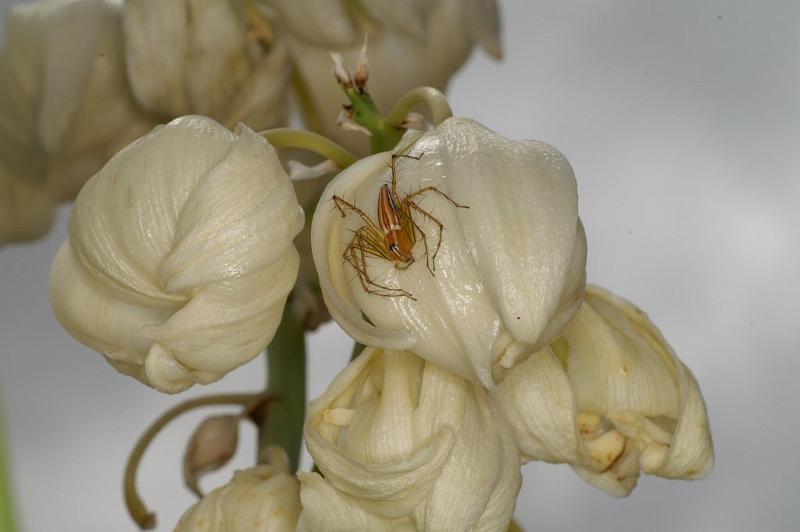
[{"left": 1, "top": 0, "right": 799, "bottom": 530}]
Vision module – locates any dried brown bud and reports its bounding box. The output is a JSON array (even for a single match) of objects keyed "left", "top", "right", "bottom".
[{"left": 183, "top": 414, "right": 240, "bottom": 497}]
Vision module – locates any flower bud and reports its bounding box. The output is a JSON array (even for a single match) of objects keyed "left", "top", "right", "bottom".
[
  {"left": 312, "top": 118, "right": 586, "bottom": 387},
  {"left": 49, "top": 116, "right": 304, "bottom": 393},
  {"left": 123, "top": 0, "right": 290, "bottom": 131},
  {"left": 494, "top": 285, "right": 714, "bottom": 497},
  {"left": 0, "top": 0, "right": 156, "bottom": 202},
  {"left": 183, "top": 415, "right": 240, "bottom": 498},
  {"left": 282, "top": 0, "right": 502, "bottom": 155},
  {"left": 175, "top": 447, "right": 301, "bottom": 532},
  {"left": 303, "top": 346, "right": 521, "bottom": 531}
]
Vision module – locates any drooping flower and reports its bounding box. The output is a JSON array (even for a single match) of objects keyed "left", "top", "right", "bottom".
[
  {"left": 302, "top": 346, "right": 521, "bottom": 532},
  {"left": 0, "top": 0, "right": 156, "bottom": 203},
  {"left": 49, "top": 115, "right": 304, "bottom": 393},
  {"left": 280, "top": 0, "right": 502, "bottom": 154},
  {"left": 494, "top": 285, "right": 714, "bottom": 496},
  {"left": 175, "top": 447, "right": 301, "bottom": 532},
  {"left": 312, "top": 117, "right": 587, "bottom": 387},
  {"left": 123, "top": 0, "right": 290, "bottom": 131}
]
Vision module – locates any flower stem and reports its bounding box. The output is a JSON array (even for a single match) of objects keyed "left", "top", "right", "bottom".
[
  {"left": 384, "top": 86, "right": 453, "bottom": 127},
  {"left": 124, "top": 393, "right": 264, "bottom": 530},
  {"left": 260, "top": 128, "right": 358, "bottom": 170},
  {"left": 0, "top": 392, "right": 17, "bottom": 532},
  {"left": 258, "top": 303, "right": 306, "bottom": 472}
]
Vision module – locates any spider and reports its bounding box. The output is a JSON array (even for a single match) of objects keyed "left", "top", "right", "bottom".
[{"left": 332, "top": 152, "right": 468, "bottom": 300}]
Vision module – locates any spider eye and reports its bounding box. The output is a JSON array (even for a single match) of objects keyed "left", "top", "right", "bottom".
[{"left": 389, "top": 243, "right": 399, "bottom": 253}]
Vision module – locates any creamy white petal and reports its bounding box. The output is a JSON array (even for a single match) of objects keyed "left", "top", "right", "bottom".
[
  {"left": 297, "top": 472, "right": 413, "bottom": 532},
  {"left": 175, "top": 451, "right": 300, "bottom": 532},
  {"left": 305, "top": 347, "right": 521, "bottom": 530},
  {"left": 312, "top": 118, "right": 585, "bottom": 387},
  {"left": 123, "top": 0, "right": 290, "bottom": 130},
  {"left": 50, "top": 116, "right": 303, "bottom": 393},
  {"left": 269, "top": 0, "right": 357, "bottom": 47},
  {"left": 0, "top": 0, "right": 156, "bottom": 202},
  {"left": 464, "top": 0, "right": 502, "bottom": 59},
  {"left": 493, "top": 285, "right": 714, "bottom": 497}
]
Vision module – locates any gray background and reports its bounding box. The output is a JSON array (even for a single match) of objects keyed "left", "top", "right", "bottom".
[{"left": 2, "top": 0, "right": 799, "bottom": 530}]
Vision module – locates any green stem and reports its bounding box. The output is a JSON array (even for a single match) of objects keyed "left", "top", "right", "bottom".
[
  {"left": 124, "top": 393, "right": 263, "bottom": 530},
  {"left": 258, "top": 303, "right": 306, "bottom": 472},
  {"left": 260, "top": 128, "right": 358, "bottom": 170},
  {"left": 384, "top": 86, "right": 453, "bottom": 127},
  {"left": 0, "top": 391, "right": 17, "bottom": 532},
  {"left": 342, "top": 87, "right": 405, "bottom": 153}
]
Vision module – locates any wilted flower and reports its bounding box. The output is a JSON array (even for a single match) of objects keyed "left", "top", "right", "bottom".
[
  {"left": 494, "top": 285, "right": 714, "bottom": 496},
  {"left": 49, "top": 115, "right": 303, "bottom": 393},
  {"left": 312, "top": 117, "right": 586, "bottom": 387},
  {"left": 302, "top": 346, "right": 521, "bottom": 531},
  {"left": 175, "top": 446, "right": 301, "bottom": 532},
  {"left": 280, "top": 0, "right": 502, "bottom": 154},
  {"left": 123, "top": 0, "right": 290, "bottom": 131},
  {"left": 0, "top": 162, "right": 56, "bottom": 246},
  {"left": 0, "top": 0, "right": 156, "bottom": 202}
]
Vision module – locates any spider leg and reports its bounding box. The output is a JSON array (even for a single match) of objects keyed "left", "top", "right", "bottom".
[
  {"left": 397, "top": 208, "right": 434, "bottom": 275},
  {"left": 390, "top": 152, "right": 424, "bottom": 198},
  {"left": 405, "top": 200, "right": 446, "bottom": 273},
  {"left": 404, "top": 186, "right": 469, "bottom": 209},
  {"left": 332, "top": 195, "right": 384, "bottom": 235}
]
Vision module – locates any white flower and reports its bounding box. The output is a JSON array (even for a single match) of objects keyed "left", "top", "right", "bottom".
[
  {"left": 174, "top": 447, "right": 301, "bottom": 532},
  {"left": 281, "top": 0, "right": 501, "bottom": 154},
  {"left": 312, "top": 118, "right": 587, "bottom": 387},
  {"left": 0, "top": 162, "right": 56, "bottom": 246},
  {"left": 0, "top": 0, "right": 156, "bottom": 202},
  {"left": 49, "top": 115, "right": 304, "bottom": 393},
  {"left": 494, "top": 285, "right": 714, "bottom": 497},
  {"left": 123, "top": 0, "right": 290, "bottom": 131},
  {"left": 302, "top": 346, "right": 521, "bottom": 532}
]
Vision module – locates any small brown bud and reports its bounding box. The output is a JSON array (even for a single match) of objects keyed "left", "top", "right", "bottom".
[{"left": 183, "top": 415, "right": 240, "bottom": 497}]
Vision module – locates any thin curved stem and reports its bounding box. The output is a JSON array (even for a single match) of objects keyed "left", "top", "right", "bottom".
[
  {"left": 384, "top": 87, "right": 453, "bottom": 127},
  {"left": 124, "top": 393, "right": 265, "bottom": 530},
  {"left": 260, "top": 129, "right": 358, "bottom": 170}
]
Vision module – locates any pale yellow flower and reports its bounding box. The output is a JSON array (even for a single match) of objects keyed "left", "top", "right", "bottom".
[
  {"left": 312, "top": 118, "right": 586, "bottom": 387},
  {"left": 494, "top": 285, "right": 714, "bottom": 496},
  {"left": 302, "top": 346, "right": 521, "bottom": 531},
  {"left": 50, "top": 116, "right": 303, "bottom": 393}
]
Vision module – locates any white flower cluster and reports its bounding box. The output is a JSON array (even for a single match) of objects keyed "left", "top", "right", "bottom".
[
  {"left": 0, "top": 0, "right": 500, "bottom": 245},
  {"left": 124, "top": 118, "right": 709, "bottom": 530},
  {"left": 8, "top": 1, "right": 712, "bottom": 528}
]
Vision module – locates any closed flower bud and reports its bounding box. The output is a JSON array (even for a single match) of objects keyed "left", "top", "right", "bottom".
[
  {"left": 303, "top": 346, "right": 521, "bottom": 532},
  {"left": 175, "top": 447, "right": 301, "bottom": 532},
  {"left": 494, "top": 285, "right": 714, "bottom": 497},
  {"left": 123, "top": 0, "right": 290, "bottom": 131},
  {"left": 0, "top": 162, "right": 56, "bottom": 246},
  {"left": 49, "top": 116, "right": 304, "bottom": 393},
  {"left": 183, "top": 415, "right": 240, "bottom": 498},
  {"left": 312, "top": 118, "right": 587, "bottom": 387},
  {"left": 0, "top": 0, "right": 156, "bottom": 202},
  {"left": 282, "top": 0, "right": 501, "bottom": 155}
]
